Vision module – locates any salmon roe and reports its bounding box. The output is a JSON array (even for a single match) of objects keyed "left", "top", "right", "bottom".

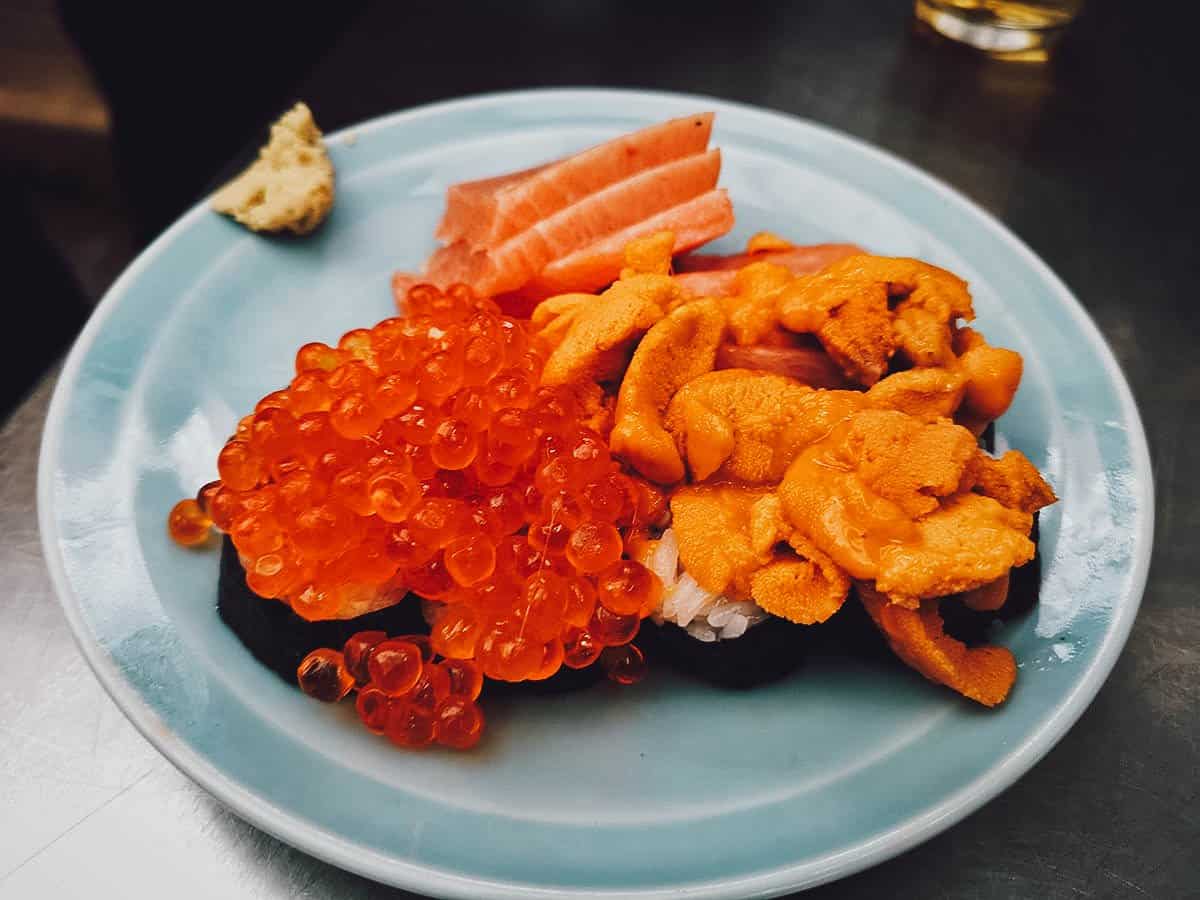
[
  {"left": 167, "top": 498, "right": 213, "bottom": 547},
  {"left": 175, "top": 283, "right": 666, "bottom": 751},
  {"left": 306, "top": 627, "right": 487, "bottom": 750},
  {"left": 600, "top": 643, "right": 648, "bottom": 686},
  {"left": 297, "top": 648, "right": 355, "bottom": 702}
]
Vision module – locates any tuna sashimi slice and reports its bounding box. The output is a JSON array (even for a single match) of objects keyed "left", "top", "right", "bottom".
[
  {"left": 426, "top": 149, "right": 722, "bottom": 297},
  {"left": 502, "top": 188, "right": 735, "bottom": 307},
  {"left": 436, "top": 112, "right": 715, "bottom": 247},
  {"left": 673, "top": 244, "right": 865, "bottom": 297}
]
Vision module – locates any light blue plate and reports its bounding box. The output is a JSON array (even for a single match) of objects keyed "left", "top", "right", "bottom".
[{"left": 38, "top": 89, "right": 1153, "bottom": 898}]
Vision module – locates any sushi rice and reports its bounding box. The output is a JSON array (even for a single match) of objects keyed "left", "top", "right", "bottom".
[{"left": 645, "top": 529, "right": 771, "bottom": 642}]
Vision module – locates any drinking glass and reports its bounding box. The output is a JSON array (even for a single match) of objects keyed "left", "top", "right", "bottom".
[{"left": 915, "top": 0, "right": 1084, "bottom": 60}]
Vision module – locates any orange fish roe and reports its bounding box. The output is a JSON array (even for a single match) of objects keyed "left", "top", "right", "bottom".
[
  {"left": 601, "top": 643, "right": 648, "bottom": 686},
  {"left": 307, "top": 628, "right": 488, "bottom": 750},
  {"left": 167, "top": 498, "right": 213, "bottom": 547},
  {"left": 177, "top": 283, "right": 665, "bottom": 751},
  {"left": 296, "top": 648, "right": 355, "bottom": 702}
]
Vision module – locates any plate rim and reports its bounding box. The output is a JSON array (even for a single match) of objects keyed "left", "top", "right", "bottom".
[{"left": 37, "top": 86, "right": 1155, "bottom": 899}]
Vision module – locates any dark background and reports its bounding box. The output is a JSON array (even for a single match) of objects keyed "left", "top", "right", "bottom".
[{"left": 1, "top": 1, "right": 1196, "bottom": 897}]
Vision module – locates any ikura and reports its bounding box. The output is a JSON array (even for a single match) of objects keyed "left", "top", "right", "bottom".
[
  {"left": 167, "top": 498, "right": 212, "bottom": 547},
  {"left": 173, "top": 282, "right": 662, "bottom": 753},
  {"left": 301, "top": 627, "right": 490, "bottom": 751},
  {"left": 297, "top": 649, "right": 354, "bottom": 702}
]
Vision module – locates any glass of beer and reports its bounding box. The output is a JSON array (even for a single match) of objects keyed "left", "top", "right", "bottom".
[{"left": 914, "top": 0, "right": 1084, "bottom": 60}]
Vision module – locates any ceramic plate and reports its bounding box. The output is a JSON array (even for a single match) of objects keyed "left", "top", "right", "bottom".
[{"left": 38, "top": 89, "right": 1152, "bottom": 898}]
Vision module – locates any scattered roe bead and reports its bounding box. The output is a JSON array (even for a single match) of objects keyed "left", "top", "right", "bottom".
[
  {"left": 444, "top": 534, "right": 497, "bottom": 587},
  {"left": 528, "top": 388, "right": 576, "bottom": 433},
  {"left": 291, "top": 504, "right": 353, "bottom": 561},
  {"left": 463, "top": 336, "right": 504, "bottom": 386},
  {"left": 542, "top": 490, "right": 590, "bottom": 530},
  {"left": 418, "top": 351, "right": 464, "bottom": 404},
  {"left": 563, "top": 577, "right": 597, "bottom": 628},
  {"left": 369, "top": 471, "right": 421, "bottom": 522},
  {"left": 431, "top": 604, "right": 482, "bottom": 660},
  {"left": 217, "top": 439, "right": 262, "bottom": 491},
  {"left": 513, "top": 351, "right": 543, "bottom": 377},
  {"left": 207, "top": 486, "right": 241, "bottom": 532},
  {"left": 435, "top": 699, "right": 484, "bottom": 750},
  {"left": 628, "top": 479, "right": 668, "bottom": 528},
  {"left": 246, "top": 549, "right": 297, "bottom": 599},
  {"left": 167, "top": 498, "right": 212, "bottom": 547},
  {"left": 290, "top": 584, "right": 337, "bottom": 621},
  {"left": 330, "top": 391, "right": 383, "bottom": 439},
  {"left": 385, "top": 702, "right": 435, "bottom": 749},
  {"left": 331, "top": 467, "right": 374, "bottom": 516},
  {"left": 403, "top": 443, "right": 439, "bottom": 480},
  {"left": 431, "top": 418, "right": 478, "bottom": 470},
  {"left": 384, "top": 523, "right": 435, "bottom": 570},
  {"left": 249, "top": 407, "right": 298, "bottom": 461},
  {"left": 234, "top": 414, "right": 254, "bottom": 442},
  {"left": 520, "top": 571, "right": 569, "bottom": 642},
  {"left": 597, "top": 559, "right": 662, "bottom": 616},
  {"left": 195, "top": 480, "right": 222, "bottom": 518},
  {"left": 395, "top": 404, "right": 438, "bottom": 446},
  {"left": 295, "top": 341, "right": 342, "bottom": 374},
  {"left": 355, "top": 686, "right": 391, "bottom": 734},
  {"left": 268, "top": 455, "right": 305, "bottom": 484},
  {"left": 343, "top": 630, "right": 388, "bottom": 684},
  {"left": 255, "top": 389, "right": 291, "bottom": 414},
  {"left": 488, "top": 409, "right": 535, "bottom": 467},
  {"left": 288, "top": 372, "right": 333, "bottom": 415},
  {"left": 407, "top": 664, "right": 451, "bottom": 713},
  {"left": 562, "top": 627, "right": 603, "bottom": 669},
  {"left": 601, "top": 643, "right": 647, "bottom": 686},
  {"left": 409, "top": 498, "right": 466, "bottom": 550},
  {"left": 255, "top": 388, "right": 292, "bottom": 415},
  {"left": 326, "top": 360, "right": 374, "bottom": 398},
  {"left": 338, "top": 328, "right": 376, "bottom": 366},
  {"left": 565, "top": 430, "right": 610, "bottom": 484},
  {"left": 407, "top": 554, "right": 455, "bottom": 600},
  {"left": 372, "top": 320, "right": 414, "bottom": 375},
  {"left": 499, "top": 534, "right": 542, "bottom": 580},
  {"left": 535, "top": 456, "right": 572, "bottom": 497},
  {"left": 229, "top": 511, "right": 282, "bottom": 557},
  {"left": 297, "top": 648, "right": 354, "bottom": 702},
  {"left": 474, "top": 448, "right": 518, "bottom": 488},
  {"left": 374, "top": 373, "right": 417, "bottom": 418},
  {"left": 527, "top": 519, "right": 570, "bottom": 557},
  {"left": 451, "top": 387, "right": 491, "bottom": 430},
  {"left": 440, "top": 659, "right": 483, "bottom": 701},
  {"left": 485, "top": 369, "right": 533, "bottom": 411},
  {"left": 367, "top": 640, "right": 424, "bottom": 696},
  {"left": 589, "top": 605, "right": 641, "bottom": 647},
  {"left": 478, "top": 626, "right": 542, "bottom": 682},
  {"left": 528, "top": 638, "right": 565, "bottom": 681},
  {"left": 497, "top": 318, "right": 528, "bottom": 365},
  {"left": 480, "top": 486, "right": 524, "bottom": 537},
  {"left": 583, "top": 473, "right": 632, "bottom": 523},
  {"left": 398, "top": 633, "right": 435, "bottom": 663},
  {"left": 566, "top": 520, "right": 624, "bottom": 571},
  {"left": 240, "top": 485, "right": 279, "bottom": 516}
]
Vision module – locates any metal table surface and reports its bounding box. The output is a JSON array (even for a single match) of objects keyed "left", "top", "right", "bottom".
[{"left": 3, "top": 3, "right": 1197, "bottom": 898}]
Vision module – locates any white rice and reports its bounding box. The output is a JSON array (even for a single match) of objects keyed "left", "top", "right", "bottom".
[{"left": 648, "top": 528, "right": 771, "bottom": 641}]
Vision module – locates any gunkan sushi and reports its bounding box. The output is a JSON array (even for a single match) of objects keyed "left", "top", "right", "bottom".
[{"left": 167, "top": 113, "right": 1055, "bottom": 752}]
